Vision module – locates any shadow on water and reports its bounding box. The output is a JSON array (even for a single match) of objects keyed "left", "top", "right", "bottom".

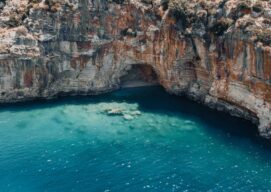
[{"left": 0, "top": 86, "right": 270, "bottom": 150}]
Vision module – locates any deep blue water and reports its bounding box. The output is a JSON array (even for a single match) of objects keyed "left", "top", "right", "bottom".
[{"left": 0, "top": 86, "right": 271, "bottom": 192}]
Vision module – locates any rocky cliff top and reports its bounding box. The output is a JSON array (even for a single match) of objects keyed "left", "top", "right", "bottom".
[
  {"left": 1, "top": 0, "right": 271, "bottom": 45},
  {"left": 169, "top": 0, "right": 271, "bottom": 45}
]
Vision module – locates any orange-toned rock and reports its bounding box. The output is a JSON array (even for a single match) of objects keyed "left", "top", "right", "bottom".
[{"left": 0, "top": 0, "right": 270, "bottom": 138}]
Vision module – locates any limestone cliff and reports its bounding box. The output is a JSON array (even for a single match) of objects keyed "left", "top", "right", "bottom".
[{"left": 0, "top": 0, "right": 271, "bottom": 138}]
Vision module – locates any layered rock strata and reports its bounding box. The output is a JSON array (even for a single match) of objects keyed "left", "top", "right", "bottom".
[{"left": 0, "top": 0, "right": 270, "bottom": 137}]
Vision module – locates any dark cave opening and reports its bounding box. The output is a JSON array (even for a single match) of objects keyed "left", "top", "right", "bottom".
[{"left": 120, "top": 64, "right": 159, "bottom": 88}]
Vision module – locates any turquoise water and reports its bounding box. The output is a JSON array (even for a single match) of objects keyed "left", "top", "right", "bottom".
[{"left": 0, "top": 87, "right": 271, "bottom": 192}]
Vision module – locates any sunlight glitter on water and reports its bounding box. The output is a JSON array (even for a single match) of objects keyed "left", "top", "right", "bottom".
[{"left": 0, "top": 87, "right": 270, "bottom": 192}]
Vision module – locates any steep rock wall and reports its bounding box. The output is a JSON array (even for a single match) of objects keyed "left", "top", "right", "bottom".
[{"left": 0, "top": 0, "right": 271, "bottom": 137}]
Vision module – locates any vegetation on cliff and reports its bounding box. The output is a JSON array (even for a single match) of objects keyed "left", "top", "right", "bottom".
[
  {"left": 168, "top": 0, "right": 271, "bottom": 45},
  {"left": 0, "top": 0, "right": 270, "bottom": 46}
]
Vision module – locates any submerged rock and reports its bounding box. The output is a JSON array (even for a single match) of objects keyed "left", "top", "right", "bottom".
[
  {"left": 105, "top": 108, "right": 124, "bottom": 116},
  {"left": 123, "top": 114, "right": 134, "bottom": 120},
  {"left": 130, "top": 111, "right": 142, "bottom": 116},
  {"left": 104, "top": 107, "right": 141, "bottom": 121}
]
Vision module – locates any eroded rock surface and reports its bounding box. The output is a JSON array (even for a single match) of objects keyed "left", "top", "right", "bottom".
[{"left": 0, "top": 0, "right": 271, "bottom": 137}]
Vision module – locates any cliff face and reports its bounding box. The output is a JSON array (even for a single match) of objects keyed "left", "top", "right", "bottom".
[{"left": 0, "top": 0, "right": 271, "bottom": 137}]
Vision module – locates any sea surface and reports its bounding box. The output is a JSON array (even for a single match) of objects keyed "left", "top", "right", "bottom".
[{"left": 0, "top": 86, "right": 271, "bottom": 192}]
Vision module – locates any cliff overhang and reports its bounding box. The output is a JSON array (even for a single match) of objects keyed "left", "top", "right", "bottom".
[{"left": 0, "top": 0, "right": 271, "bottom": 138}]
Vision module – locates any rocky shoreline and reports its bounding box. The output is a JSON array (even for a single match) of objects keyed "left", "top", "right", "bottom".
[{"left": 0, "top": 0, "right": 270, "bottom": 138}]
